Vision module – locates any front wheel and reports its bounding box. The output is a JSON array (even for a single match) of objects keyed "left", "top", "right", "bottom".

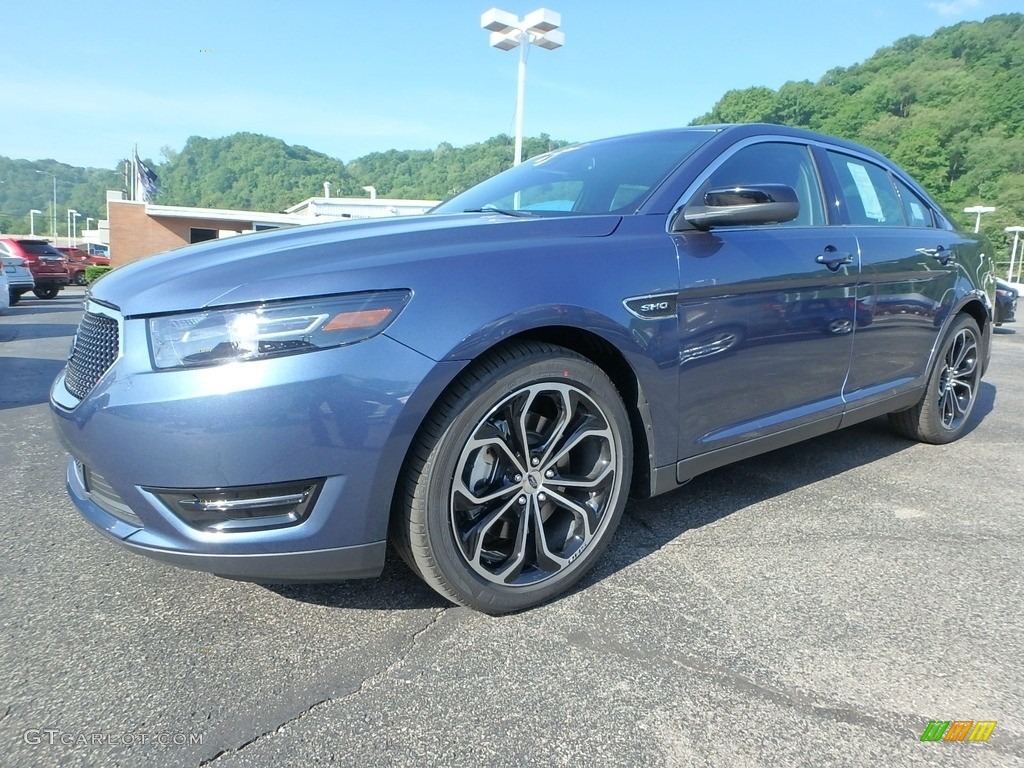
[
  {"left": 393, "top": 341, "right": 633, "bottom": 614},
  {"left": 889, "top": 313, "right": 982, "bottom": 444},
  {"left": 33, "top": 287, "right": 60, "bottom": 300}
]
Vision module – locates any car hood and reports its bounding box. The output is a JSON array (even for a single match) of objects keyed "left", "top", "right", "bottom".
[{"left": 91, "top": 213, "right": 621, "bottom": 316}]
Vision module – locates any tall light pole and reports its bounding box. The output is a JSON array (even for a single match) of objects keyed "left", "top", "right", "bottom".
[
  {"left": 1006, "top": 225, "right": 1024, "bottom": 284},
  {"left": 34, "top": 170, "right": 58, "bottom": 238},
  {"left": 86, "top": 216, "right": 94, "bottom": 232},
  {"left": 362, "top": 185, "right": 377, "bottom": 200},
  {"left": 70, "top": 210, "right": 81, "bottom": 247},
  {"left": 482, "top": 8, "right": 563, "bottom": 167},
  {"left": 964, "top": 205, "right": 996, "bottom": 233},
  {"left": 29, "top": 209, "right": 42, "bottom": 236}
]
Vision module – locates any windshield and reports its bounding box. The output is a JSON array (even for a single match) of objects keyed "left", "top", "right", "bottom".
[{"left": 433, "top": 130, "right": 716, "bottom": 216}]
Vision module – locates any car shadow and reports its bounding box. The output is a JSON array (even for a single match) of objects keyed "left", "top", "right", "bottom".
[
  {"left": 0, "top": 323, "right": 79, "bottom": 342},
  {"left": 262, "top": 558, "right": 449, "bottom": 611},
  {"left": 0, "top": 357, "right": 68, "bottom": 409},
  {"left": 587, "top": 380, "right": 997, "bottom": 592},
  {"left": 264, "top": 382, "right": 997, "bottom": 613},
  {"left": 8, "top": 301, "right": 85, "bottom": 316}
]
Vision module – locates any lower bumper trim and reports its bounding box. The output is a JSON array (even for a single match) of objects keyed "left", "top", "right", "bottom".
[{"left": 117, "top": 537, "right": 387, "bottom": 583}]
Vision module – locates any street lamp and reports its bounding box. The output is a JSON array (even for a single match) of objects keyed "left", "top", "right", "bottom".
[
  {"left": 86, "top": 216, "right": 94, "bottom": 232},
  {"left": 33, "top": 170, "right": 58, "bottom": 238},
  {"left": 68, "top": 209, "right": 80, "bottom": 247},
  {"left": 481, "top": 7, "right": 563, "bottom": 167},
  {"left": 1006, "top": 225, "right": 1024, "bottom": 284},
  {"left": 362, "top": 185, "right": 377, "bottom": 200},
  {"left": 29, "top": 209, "right": 42, "bottom": 236},
  {"left": 964, "top": 205, "right": 996, "bottom": 233}
]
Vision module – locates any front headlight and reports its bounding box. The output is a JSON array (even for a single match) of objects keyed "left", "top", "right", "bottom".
[{"left": 148, "top": 290, "right": 410, "bottom": 369}]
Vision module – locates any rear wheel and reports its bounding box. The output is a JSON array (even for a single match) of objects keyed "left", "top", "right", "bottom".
[
  {"left": 33, "top": 287, "right": 60, "bottom": 300},
  {"left": 393, "top": 341, "right": 632, "bottom": 614},
  {"left": 889, "top": 313, "right": 981, "bottom": 444}
]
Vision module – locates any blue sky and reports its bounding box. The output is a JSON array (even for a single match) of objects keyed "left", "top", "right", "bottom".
[{"left": 1, "top": 0, "right": 1018, "bottom": 169}]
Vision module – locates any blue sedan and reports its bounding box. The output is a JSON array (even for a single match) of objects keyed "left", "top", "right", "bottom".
[{"left": 50, "top": 124, "right": 995, "bottom": 613}]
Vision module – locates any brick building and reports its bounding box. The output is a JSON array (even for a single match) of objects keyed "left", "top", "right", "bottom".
[{"left": 107, "top": 192, "right": 438, "bottom": 267}]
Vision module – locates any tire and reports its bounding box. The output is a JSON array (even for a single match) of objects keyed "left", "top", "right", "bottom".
[
  {"left": 825, "top": 317, "right": 854, "bottom": 335},
  {"left": 888, "top": 313, "right": 982, "bottom": 444},
  {"left": 33, "top": 287, "right": 60, "bottom": 300},
  {"left": 72, "top": 272, "right": 87, "bottom": 286},
  {"left": 393, "top": 341, "right": 633, "bottom": 614}
]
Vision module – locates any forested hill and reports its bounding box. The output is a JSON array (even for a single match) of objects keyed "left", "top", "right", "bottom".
[
  {"left": 1, "top": 13, "right": 1021, "bottom": 247},
  {"left": 156, "top": 133, "right": 567, "bottom": 210},
  {"left": 694, "top": 13, "right": 1024, "bottom": 240}
]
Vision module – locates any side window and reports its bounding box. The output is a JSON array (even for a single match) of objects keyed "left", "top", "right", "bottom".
[
  {"left": 893, "top": 178, "right": 934, "bottom": 228},
  {"left": 695, "top": 142, "right": 825, "bottom": 226},
  {"left": 827, "top": 152, "right": 905, "bottom": 226}
]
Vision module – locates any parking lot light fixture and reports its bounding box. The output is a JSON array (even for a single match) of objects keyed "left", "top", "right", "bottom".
[
  {"left": 964, "top": 205, "right": 996, "bottom": 233},
  {"left": 481, "top": 7, "right": 563, "bottom": 167},
  {"left": 30, "top": 209, "right": 42, "bottom": 236}
]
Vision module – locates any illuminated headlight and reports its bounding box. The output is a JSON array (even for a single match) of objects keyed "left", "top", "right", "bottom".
[{"left": 148, "top": 290, "right": 410, "bottom": 369}]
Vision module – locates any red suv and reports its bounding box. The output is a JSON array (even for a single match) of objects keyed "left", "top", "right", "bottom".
[
  {"left": 0, "top": 237, "right": 71, "bottom": 298},
  {"left": 57, "top": 246, "right": 111, "bottom": 286}
]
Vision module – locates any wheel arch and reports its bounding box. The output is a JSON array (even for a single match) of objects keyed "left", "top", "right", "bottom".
[
  {"left": 942, "top": 294, "right": 991, "bottom": 378},
  {"left": 390, "top": 324, "right": 659, "bottom": 535}
]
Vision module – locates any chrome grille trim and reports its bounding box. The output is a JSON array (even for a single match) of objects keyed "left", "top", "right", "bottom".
[{"left": 78, "top": 461, "right": 142, "bottom": 527}]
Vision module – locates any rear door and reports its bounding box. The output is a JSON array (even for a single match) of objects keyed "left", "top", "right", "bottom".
[
  {"left": 672, "top": 139, "right": 860, "bottom": 463},
  {"left": 818, "top": 149, "right": 964, "bottom": 404}
]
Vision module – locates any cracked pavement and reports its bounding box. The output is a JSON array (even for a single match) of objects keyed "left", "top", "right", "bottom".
[{"left": 2, "top": 289, "right": 1022, "bottom": 767}]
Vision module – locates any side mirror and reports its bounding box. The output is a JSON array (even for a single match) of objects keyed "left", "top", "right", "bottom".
[{"left": 672, "top": 184, "right": 800, "bottom": 231}]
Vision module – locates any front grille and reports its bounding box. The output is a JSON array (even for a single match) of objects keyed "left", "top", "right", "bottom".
[{"left": 65, "top": 311, "right": 120, "bottom": 400}]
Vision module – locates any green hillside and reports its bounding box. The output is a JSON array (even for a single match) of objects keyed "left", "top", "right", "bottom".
[{"left": 694, "top": 13, "right": 1024, "bottom": 251}]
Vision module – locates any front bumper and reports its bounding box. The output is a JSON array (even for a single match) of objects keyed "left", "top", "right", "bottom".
[
  {"left": 50, "top": 319, "right": 462, "bottom": 581},
  {"left": 64, "top": 458, "right": 387, "bottom": 581}
]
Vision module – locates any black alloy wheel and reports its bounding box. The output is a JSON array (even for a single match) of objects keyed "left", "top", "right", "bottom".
[
  {"left": 889, "top": 313, "right": 982, "bottom": 444},
  {"left": 393, "top": 341, "right": 632, "bottom": 614}
]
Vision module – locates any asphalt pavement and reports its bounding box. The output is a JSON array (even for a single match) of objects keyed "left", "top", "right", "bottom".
[{"left": 1, "top": 287, "right": 1022, "bottom": 767}]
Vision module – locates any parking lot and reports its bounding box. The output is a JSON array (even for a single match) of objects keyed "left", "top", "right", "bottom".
[{"left": 1, "top": 287, "right": 1022, "bottom": 767}]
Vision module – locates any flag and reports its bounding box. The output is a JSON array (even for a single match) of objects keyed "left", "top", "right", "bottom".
[{"left": 134, "top": 150, "right": 160, "bottom": 203}]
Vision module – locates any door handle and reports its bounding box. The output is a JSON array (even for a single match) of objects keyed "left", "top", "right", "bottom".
[
  {"left": 815, "top": 246, "right": 854, "bottom": 271},
  {"left": 917, "top": 245, "right": 956, "bottom": 266}
]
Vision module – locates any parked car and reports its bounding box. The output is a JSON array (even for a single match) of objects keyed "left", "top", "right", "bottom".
[
  {"left": 0, "top": 237, "right": 70, "bottom": 298},
  {"left": 57, "top": 246, "right": 111, "bottom": 286},
  {"left": 995, "top": 278, "right": 1017, "bottom": 325},
  {"left": 2, "top": 253, "right": 35, "bottom": 305},
  {"left": 79, "top": 242, "right": 110, "bottom": 258},
  {"left": 0, "top": 261, "right": 8, "bottom": 313},
  {"left": 50, "top": 124, "right": 995, "bottom": 614}
]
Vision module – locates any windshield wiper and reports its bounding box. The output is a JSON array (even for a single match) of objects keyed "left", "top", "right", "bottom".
[{"left": 461, "top": 207, "right": 534, "bottom": 217}]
